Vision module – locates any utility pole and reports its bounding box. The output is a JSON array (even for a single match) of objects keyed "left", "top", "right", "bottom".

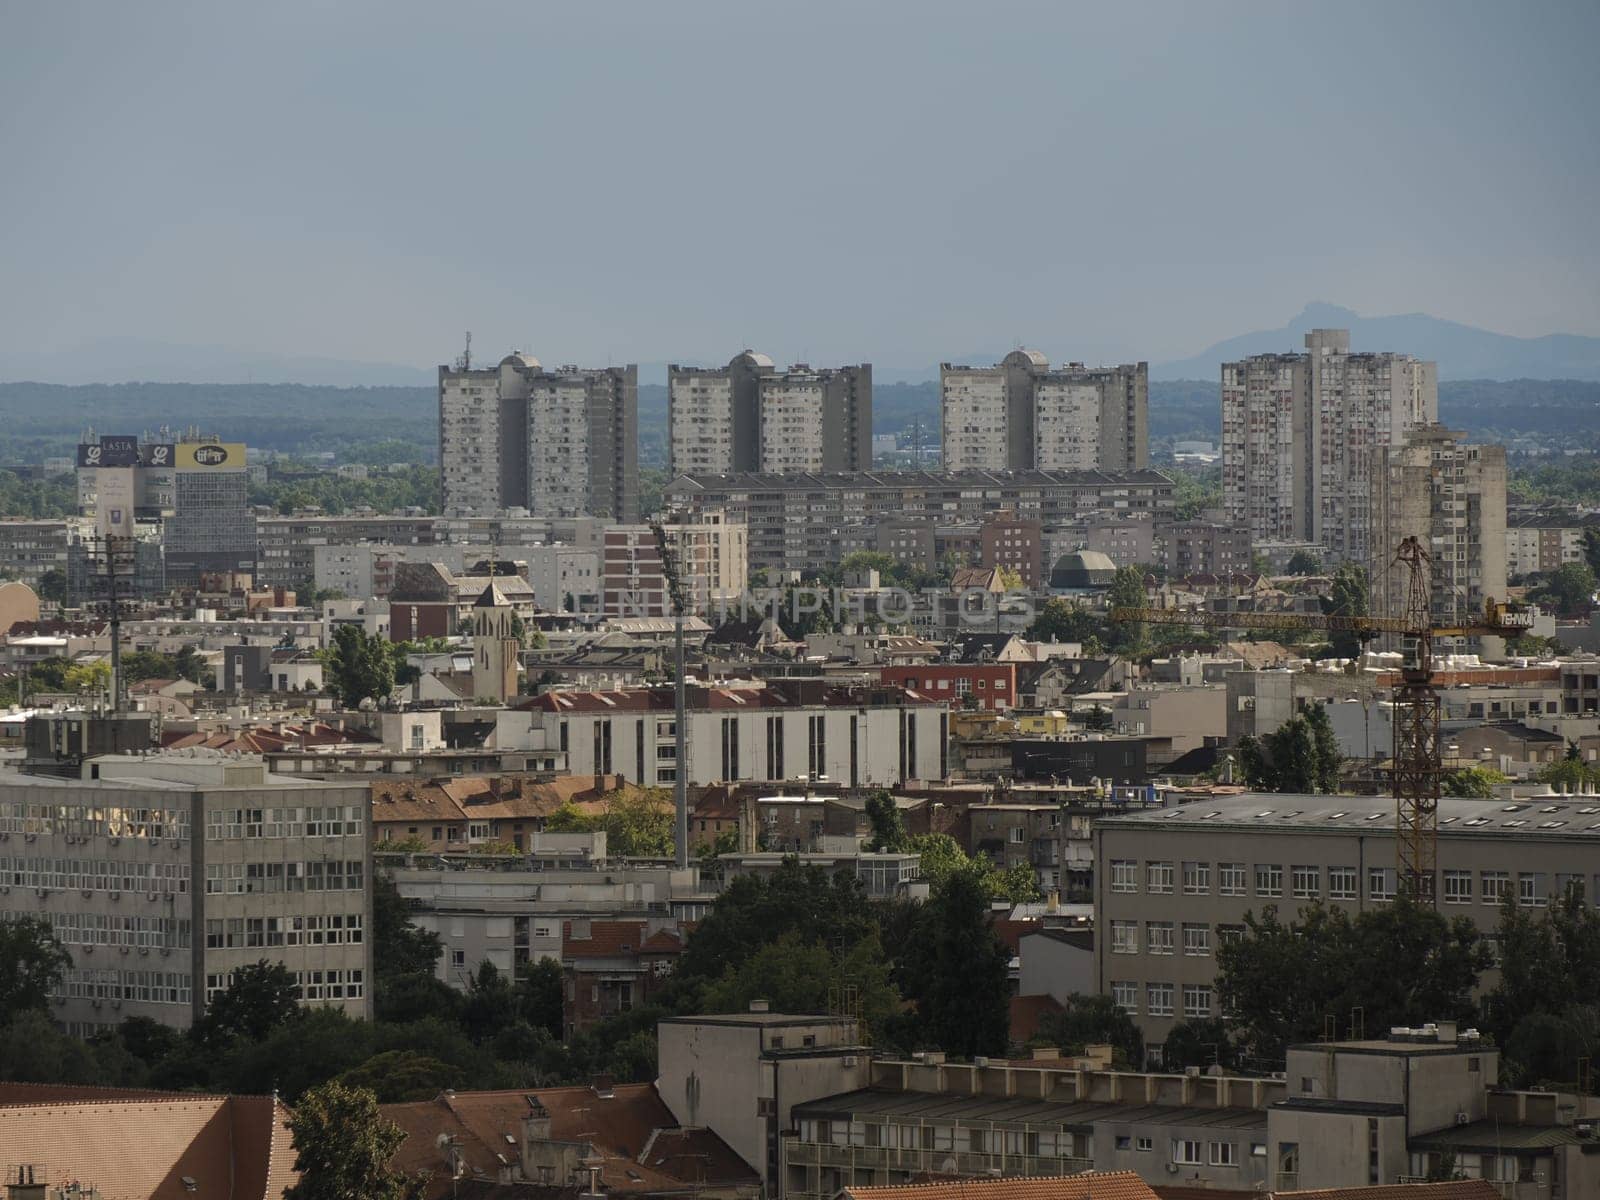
[{"left": 651, "top": 520, "right": 691, "bottom": 869}]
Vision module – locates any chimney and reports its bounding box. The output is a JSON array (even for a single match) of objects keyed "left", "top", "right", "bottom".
[{"left": 522, "top": 1095, "right": 552, "bottom": 1143}]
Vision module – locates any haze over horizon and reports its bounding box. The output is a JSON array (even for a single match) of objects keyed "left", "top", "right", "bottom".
[{"left": 3, "top": 0, "right": 1597, "bottom": 379}]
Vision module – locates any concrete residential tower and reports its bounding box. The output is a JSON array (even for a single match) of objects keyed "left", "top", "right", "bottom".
[
  {"left": 940, "top": 352, "right": 1148, "bottom": 472},
  {"left": 667, "top": 350, "right": 776, "bottom": 476},
  {"left": 1222, "top": 329, "right": 1437, "bottom": 564},
  {"left": 440, "top": 352, "right": 638, "bottom": 521}
]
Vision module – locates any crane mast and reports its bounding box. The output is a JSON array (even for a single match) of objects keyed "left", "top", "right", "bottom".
[{"left": 1112, "top": 536, "right": 1533, "bottom": 906}]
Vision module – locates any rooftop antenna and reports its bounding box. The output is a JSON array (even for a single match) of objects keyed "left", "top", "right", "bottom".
[{"left": 455, "top": 331, "right": 472, "bottom": 371}]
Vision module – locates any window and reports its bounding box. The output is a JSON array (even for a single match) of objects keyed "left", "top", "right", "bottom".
[
  {"left": 1219, "top": 862, "right": 1247, "bottom": 895},
  {"left": 451, "top": 950, "right": 465, "bottom": 967},
  {"left": 1183, "top": 923, "right": 1211, "bottom": 957},
  {"left": 1110, "top": 921, "right": 1139, "bottom": 955},
  {"left": 1518, "top": 872, "right": 1547, "bottom": 908},
  {"left": 1291, "top": 865, "right": 1320, "bottom": 899},
  {"left": 1009, "top": 827, "right": 1025, "bottom": 844},
  {"left": 1254, "top": 864, "right": 1283, "bottom": 897},
  {"left": 1481, "top": 870, "right": 1511, "bottom": 904},
  {"left": 1110, "top": 860, "right": 1138, "bottom": 893},
  {"left": 1183, "top": 984, "right": 1213, "bottom": 1018},
  {"left": 1135, "top": 1136, "right": 1153, "bottom": 1153},
  {"left": 1172, "top": 1139, "right": 1202, "bottom": 1166},
  {"left": 1182, "top": 861, "right": 1211, "bottom": 895},
  {"left": 1210, "top": 1141, "right": 1238, "bottom": 1168},
  {"left": 1216, "top": 923, "right": 1245, "bottom": 946},
  {"left": 1368, "top": 867, "right": 1396, "bottom": 902},
  {"left": 1112, "top": 981, "right": 1138, "bottom": 1013},
  {"left": 1328, "top": 866, "right": 1357, "bottom": 900},
  {"left": 1443, "top": 869, "right": 1473, "bottom": 904},
  {"left": 1147, "top": 861, "right": 1174, "bottom": 894},
  {"left": 1115, "top": 1135, "right": 1131, "bottom": 1151},
  {"left": 1146, "top": 922, "right": 1175, "bottom": 955},
  {"left": 1146, "top": 983, "right": 1174, "bottom": 1017}
]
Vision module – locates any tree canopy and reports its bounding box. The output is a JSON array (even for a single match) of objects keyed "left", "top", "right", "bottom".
[
  {"left": 321, "top": 624, "right": 396, "bottom": 709},
  {"left": 1236, "top": 703, "right": 1343, "bottom": 794},
  {"left": 0, "top": 918, "right": 71, "bottom": 1014},
  {"left": 286, "top": 1080, "right": 414, "bottom": 1200}
]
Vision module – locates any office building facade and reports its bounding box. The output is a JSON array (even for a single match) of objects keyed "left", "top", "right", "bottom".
[
  {"left": 0, "top": 743, "right": 372, "bottom": 1035},
  {"left": 1093, "top": 793, "right": 1600, "bottom": 1048}
]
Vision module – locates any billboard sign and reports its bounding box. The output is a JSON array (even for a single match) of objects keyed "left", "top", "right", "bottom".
[
  {"left": 78, "top": 436, "right": 141, "bottom": 468},
  {"left": 141, "top": 443, "right": 175, "bottom": 468},
  {"left": 175, "top": 442, "right": 245, "bottom": 469},
  {"left": 96, "top": 466, "right": 136, "bottom": 539}
]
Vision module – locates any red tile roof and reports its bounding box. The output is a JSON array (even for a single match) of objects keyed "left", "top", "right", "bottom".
[
  {"left": 0, "top": 1090, "right": 296, "bottom": 1200},
  {"left": 562, "top": 920, "right": 681, "bottom": 960},
  {"left": 384, "top": 1084, "right": 756, "bottom": 1198},
  {"left": 844, "top": 1172, "right": 1159, "bottom": 1200}
]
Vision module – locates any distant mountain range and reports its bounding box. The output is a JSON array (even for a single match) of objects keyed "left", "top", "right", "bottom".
[
  {"left": 1153, "top": 302, "right": 1600, "bottom": 382},
  {"left": 4, "top": 304, "right": 1599, "bottom": 387}
]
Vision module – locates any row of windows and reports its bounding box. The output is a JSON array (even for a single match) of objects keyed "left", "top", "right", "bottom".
[
  {"left": 1111, "top": 980, "right": 1215, "bottom": 1020},
  {"left": 1112, "top": 860, "right": 1397, "bottom": 901},
  {"left": 13, "top": 910, "right": 191, "bottom": 949},
  {"left": 57, "top": 967, "right": 191, "bottom": 1005},
  {"left": 1109, "top": 920, "right": 1237, "bottom": 957},
  {"left": 0, "top": 802, "right": 190, "bottom": 840},
  {"left": 204, "top": 860, "right": 364, "bottom": 894},
  {"left": 1, "top": 856, "right": 190, "bottom": 895},
  {"left": 205, "top": 967, "right": 364, "bottom": 1002},
  {"left": 797, "top": 1120, "right": 1083, "bottom": 1158},
  {"left": 205, "top": 913, "right": 363, "bottom": 948},
  {"left": 205, "top": 806, "right": 363, "bottom": 840}
]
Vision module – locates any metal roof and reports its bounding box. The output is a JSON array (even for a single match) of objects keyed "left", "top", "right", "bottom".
[
  {"left": 1095, "top": 793, "right": 1600, "bottom": 842},
  {"left": 791, "top": 1088, "right": 1265, "bottom": 1133}
]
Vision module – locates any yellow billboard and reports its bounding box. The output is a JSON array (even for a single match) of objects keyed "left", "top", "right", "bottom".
[{"left": 175, "top": 442, "right": 246, "bottom": 469}]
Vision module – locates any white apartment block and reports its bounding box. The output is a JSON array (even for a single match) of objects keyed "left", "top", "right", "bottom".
[
  {"left": 1221, "top": 353, "right": 1309, "bottom": 542},
  {"left": 313, "top": 543, "right": 599, "bottom": 611},
  {"left": 1222, "top": 330, "right": 1437, "bottom": 564},
  {"left": 439, "top": 353, "right": 638, "bottom": 521},
  {"left": 1307, "top": 328, "right": 1438, "bottom": 565},
  {"left": 496, "top": 681, "right": 948, "bottom": 788},
  {"left": 668, "top": 350, "right": 774, "bottom": 476},
  {"left": 439, "top": 364, "right": 506, "bottom": 515},
  {"left": 941, "top": 351, "right": 1148, "bottom": 473},
  {"left": 757, "top": 364, "right": 872, "bottom": 474},
  {"left": 1033, "top": 377, "right": 1103, "bottom": 472},
  {"left": 760, "top": 375, "right": 827, "bottom": 474},
  {"left": 0, "top": 747, "right": 372, "bottom": 1036},
  {"left": 939, "top": 364, "right": 1012, "bottom": 470}
]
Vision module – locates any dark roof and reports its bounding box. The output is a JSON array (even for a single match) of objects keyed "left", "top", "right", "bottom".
[
  {"left": 1412, "top": 1118, "right": 1594, "bottom": 1151},
  {"left": 792, "top": 1088, "right": 1265, "bottom": 1134}
]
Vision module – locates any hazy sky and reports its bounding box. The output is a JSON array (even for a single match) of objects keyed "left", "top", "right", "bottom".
[{"left": 2, "top": 0, "right": 1597, "bottom": 375}]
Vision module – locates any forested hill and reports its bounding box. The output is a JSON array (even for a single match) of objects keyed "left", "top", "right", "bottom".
[{"left": 5, "top": 377, "right": 1600, "bottom": 464}]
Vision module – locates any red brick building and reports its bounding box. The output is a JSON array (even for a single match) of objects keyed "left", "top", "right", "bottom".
[
  {"left": 880, "top": 662, "right": 1019, "bottom": 712},
  {"left": 980, "top": 512, "right": 1045, "bottom": 589},
  {"left": 561, "top": 919, "right": 683, "bottom": 1035}
]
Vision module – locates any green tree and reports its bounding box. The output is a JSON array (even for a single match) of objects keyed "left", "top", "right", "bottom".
[
  {"left": 200, "top": 959, "right": 302, "bottom": 1047},
  {"left": 1535, "top": 562, "right": 1598, "bottom": 616},
  {"left": 902, "top": 868, "right": 1012, "bottom": 1058},
  {"left": 0, "top": 917, "right": 71, "bottom": 1013},
  {"left": 1285, "top": 550, "right": 1323, "bottom": 576},
  {"left": 1442, "top": 766, "right": 1509, "bottom": 797},
  {"left": 460, "top": 960, "right": 518, "bottom": 1045},
  {"left": 1160, "top": 1017, "right": 1236, "bottom": 1071},
  {"left": 700, "top": 930, "right": 901, "bottom": 1037},
  {"left": 1583, "top": 526, "right": 1600, "bottom": 576},
  {"left": 1321, "top": 563, "right": 1372, "bottom": 659},
  {"left": 1034, "top": 993, "right": 1144, "bottom": 1069},
  {"left": 1217, "top": 899, "right": 1489, "bottom": 1064},
  {"left": 286, "top": 1080, "right": 414, "bottom": 1200},
  {"left": 62, "top": 660, "right": 112, "bottom": 694},
  {"left": 600, "top": 789, "right": 675, "bottom": 857},
  {"left": 1026, "top": 597, "right": 1103, "bottom": 652},
  {"left": 1236, "top": 703, "right": 1342, "bottom": 794},
  {"left": 863, "top": 790, "right": 908, "bottom": 852},
  {"left": 321, "top": 623, "right": 396, "bottom": 709},
  {"left": 335, "top": 1049, "right": 462, "bottom": 1103},
  {"left": 372, "top": 873, "right": 444, "bottom": 980},
  {"left": 35, "top": 568, "right": 67, "bottom": 604},
  {"left": 516, "top": 957, "right": 565, "bottom": 1038},
  {"left": 1106, "top": 566, "right": 1147, "bottom": 654}
]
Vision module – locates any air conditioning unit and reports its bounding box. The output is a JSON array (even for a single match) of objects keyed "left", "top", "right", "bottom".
[
  {"left": 1164, "top": 1163, "right": 1180, "bottom": 1175},
  {"left": 147, "top": 891, "right": 158, "bottom": 901},
  {"left": 84, "top": 945, "right": 94, "bottom": 954},
  {"left": 1185, "top": 1066, "right": 1202, "bottom": 1078},
  {"left": 138, "top": 947, "right": 149, "bottom": 956},
  {"left": 1455, "top": 1112, "right": 1470, "bottom": 1126},
  {"left": 119, "top": 946, "right": 130, "bottom": 955},
  {"left": 842, "top": 1056, "right": 858, "bottom": 1067},
  {"left": 109, "top": 891, "right": 120, "bottom": 900}
]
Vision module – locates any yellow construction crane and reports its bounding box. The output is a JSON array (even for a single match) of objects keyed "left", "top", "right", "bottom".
[
  {"left": 650, "top": 520, "right": 691, "bottom": 870},
  {"left": 1112, "top": 536, "right": 1534, "bottom": 905}
]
